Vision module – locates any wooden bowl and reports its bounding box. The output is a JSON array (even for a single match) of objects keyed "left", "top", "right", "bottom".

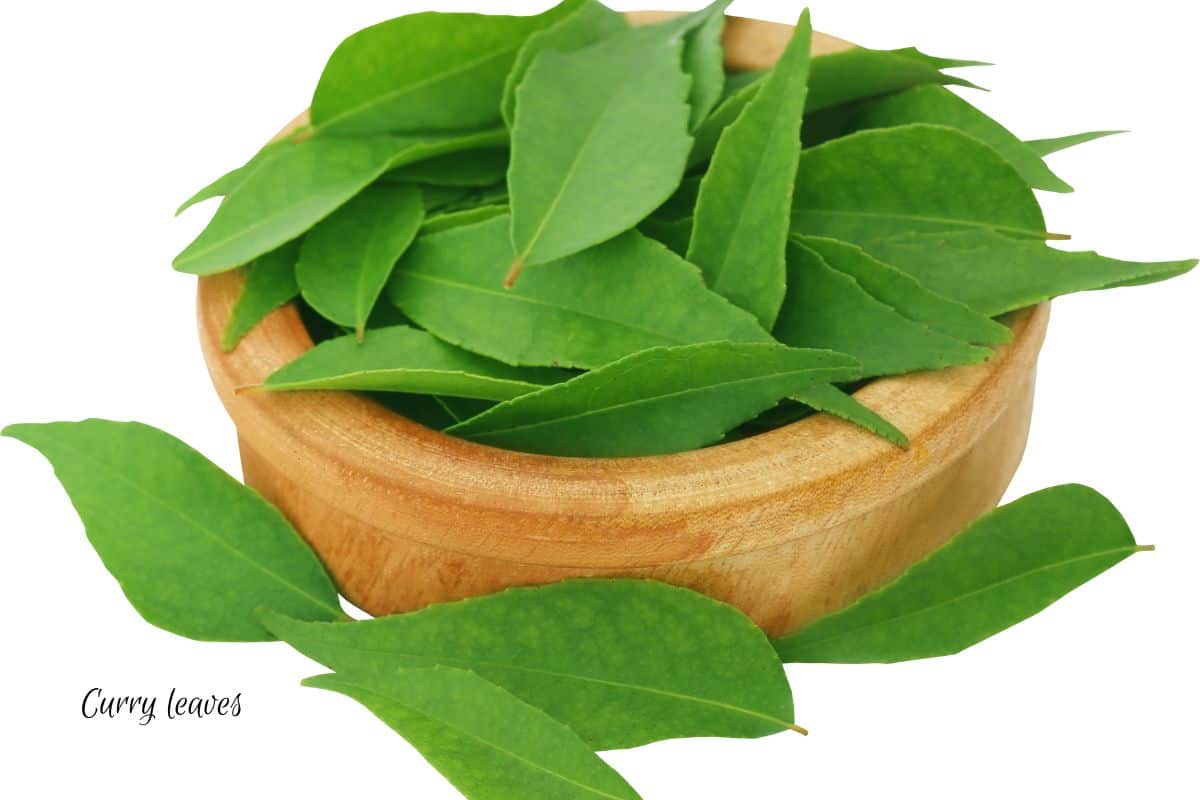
[{"left": 196, "top": 13, "right": 1051, "bottom": 637}]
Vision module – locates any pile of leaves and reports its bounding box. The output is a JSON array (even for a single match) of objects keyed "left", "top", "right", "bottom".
[
  {"left": 4, "top": 419, "right": 1153, "bottom": 799},
  {"left": 174, "top": 1, "right": 1194, "bottom": 457}
]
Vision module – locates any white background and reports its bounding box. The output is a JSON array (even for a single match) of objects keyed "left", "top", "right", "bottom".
[{"left": 1, "top": 1, "right": 1196, "bottom": 797}]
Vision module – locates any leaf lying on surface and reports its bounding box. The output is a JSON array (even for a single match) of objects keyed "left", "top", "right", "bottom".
[
  {"left": 501, "top": 0, "right": 628, "bottom": 128},
  {"left": 791, "top": 384, "right": 908, "bottom": 447},
  {"left": 850, "top": 85, "right": 1073, "bottom": 192},
  {"left": 447, "top": 342, "right": 860, "bottom": 457},
  {"left": 2, "top": 420, "right": 341, "bottom": 641},
  {"left": 262, "top": 325, "right": 569, "bottom": 400},
  {"left": 174, "top": 129, "right": 506, "bottom": 276},
  {"left": 867, "top": 230, "right": 1198, "bottom": 317},
  {"left": 296, "top": 184, "right": 424, "bottom": 338},
  {"left": 687, "top": 11, "right": 812, "bottom": 329},
  {"left": 774, "top": 242, "right": 991, "bottom": 378},
  {"left": 389, "top": 215, "right": 771, "bottom": 370},
  {"left": 311, "top": 4, "right": 576, "bottom": 136},
  {"left": 222, "top": 239, "right": 301, "bottom": 351},
  {"left": 1024, "top": 129, "right": 1125, "bottom": 157},
  {"left": 690, "top": 45, "right": 984, "bottom": 167},
  {"left": 264, "top": 579, "right": 800, "bottom": 750},
  {"left": 796, "top": 235, "right": 1011, "bottom": 346},
  {"left": 790, "top": 124, "right": 1047, "bottom": 247},
  {"left": 305, "top": 668, "right": 642, "bottom": 800},
  {"left": 507, "top": 24, "right": 692, "bottom": 279},
  {"left": 775, "top": 484, "right": 1150, "bottom": 663}
]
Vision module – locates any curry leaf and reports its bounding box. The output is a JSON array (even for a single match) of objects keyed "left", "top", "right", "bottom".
[
  {"left": 866, "top": 230, "right": 1197, "bottom": 317},
  {"left": 386, "top": 148, "right": 510, "bottom": 187},
  {"left": 421, "top": 204, "right": 511, "bottom": 235},
  {"left": 304, "top": 668, "right": 642, "bottom": 800},
  {"left": 507, "top": 26, "right": 692, "bottom": 279},
  {"left": 310, "top": 5, "right": 575, "bottom": 136},
  {"left": 796, "top": 235, "right": 1011, "bottom": 345},
  {"left": 1025, "top": 129, "right": 1125, "bottom": 157},
  {"left": 775, "top": 484, "right": 1149, "bottom": 663},
  {"left": 687, "top": 11, "right": 812, "bottom": 329},
  {"left": 389, "top": 215, "right": 772, "bottom": 370},
  {"left": 775, "top": 242, "right": 991, "bottom": 378},
  {"left": 296, "top": 184, "right": 424, "bottom": 338},
  {"left": 1, "top": 420, "right": 342, "bottom": 641},
  {"left": 372, "top": 393, "right": 495, "bottom": 431},
  {"left": 264, "top": 579, "right": 801, "bottom": 750},
  {"left": 501, "top": 0, "right": 628, "bottom": 128},
  {"left": 791, "top": 384, "right": 908, "bottom": 447},
  {"left": 681, "top": 1, "right": 733, "bottom": 129},
  {"left": 222, "top": 240, "right": 301, "bottom": 351},
  {"left": 850, "top": 85, "right": 1073, "bottom": 192},
  {"left": 262, "top": 325, "right": 568, "bottom": 400},
  {"left": 791, "top": 124, "right": 1047, "bottom": 246},
  {"left": 690, "top": 45, "right": 984, "bottom": 167},
  {"left": 174, "top": 129, "right": 505, "bottom": 276},
  {"left": 447, "top": 342, "right": 860, "bottom": 457}
]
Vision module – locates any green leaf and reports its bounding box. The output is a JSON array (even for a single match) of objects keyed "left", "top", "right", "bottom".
[
  {"left": 421, "top": 204, "right": 511, "bottom": 235},
  {"left": 372, "top": 393, "right": 495, "bottom": 431},
  {"left": 222, "top": 240, "right": 301, "bottom": 351},
  {"left": 681, "top": 1, "right": 733, "bottom": 129},
  {"left": 310, "top": 5, "right": 575, "bottom": 136},
  {"left": 295, "top": 184, "right": 424, "bottom": 338},
  {"left": 389, "top": 215, "right": 772, "bottom": 370},
  {"left": 1025, "top": 129, "right": 1125, "bottom": 158},
  {"left": 796, "top": 235, "right": 1011, "bottom": 346},
  {"left": 305, "top": 668, "right": 642, "bottom": 800},
  {"left": 507, "top": 25, "right": 693, "bottom": 277},
  {"left": 262, "top": 325, "right": 568, "bottom": 401},
  {"left": 174, "top": 129, "right": 506, "bottom": 276},
  {"left": 501, "top": 0, "right": 628, "bottom": 128},
  {"left": 850, "top": 85, "right": 1073, "bottom": 192},
  {"left": 775, "top": 484, "right": 1149, "bottom": 663},
  {"left": 790, "top": 124, "right": 1047, "bottom": 245},
  {"left": 687, "top": 11, "right": 812, "bottom": 329},
  {"left": 447, "top": 342, "right": 860, "bottom": 457},
  {"left": 637, "top": 215, "right": 693, "bottom": 257},
  {"left": 2, "top": 420, "right": 342, "bottom": 641},
  {"left": 691, "top": 45, "right": 983, "bottom": 167},
  {"left": 774, "top": 242, "right": 991, "bottom": 378},
  {"left": 791, "top": 384, "right": 908, "bottom": 447},
  {"left": 866, "top": 230, "right": 1197, "bottom": 317},
  {"left": 386, "top": 148, "right": 510, "bottom": 187},
  {"left": 806, "top": 46, "right": 985, "bottom": 112},
  {"left": 176, "top": 136, "right": 299, "bottom": 216},
  {"left": 263, "top": 579, "right": 801, "bottom": 750}
]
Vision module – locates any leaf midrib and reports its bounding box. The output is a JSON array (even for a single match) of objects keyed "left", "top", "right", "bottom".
[{"left": 791, "top": 208, "right": 1048, "bottom": 239}]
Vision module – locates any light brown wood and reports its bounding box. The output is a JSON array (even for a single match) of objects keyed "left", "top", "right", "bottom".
[{"left": 195, "top": 14, "right": 1051, "bottom": 636}]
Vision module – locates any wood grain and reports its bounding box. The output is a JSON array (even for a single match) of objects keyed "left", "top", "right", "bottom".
[{"left": 195, "top": 14, "right": 1050, "bottom": 636}]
